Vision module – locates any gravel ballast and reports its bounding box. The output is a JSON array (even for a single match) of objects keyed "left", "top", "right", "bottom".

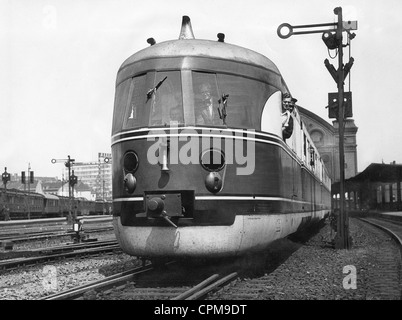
[
  {"left": 0, "top": 218, "right": 401, "bottom": 300},
  {"left": 211, "top": 218, "right": 402, "bottom": 300}
]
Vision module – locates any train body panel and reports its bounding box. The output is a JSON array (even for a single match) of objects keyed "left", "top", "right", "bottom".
[
  {"left": 110, "top": 16, "right": 331, "bottom": 260},
  {"left": 113, "top": 209, "right": 327, "bottom": 258}
]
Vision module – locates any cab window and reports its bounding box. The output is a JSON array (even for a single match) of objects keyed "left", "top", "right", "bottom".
[
  {"left": 192, "top": 71, "right": 273, "bottom": 129},
  {"left": 120, "top": 70, "right": 183, "bottom": 130}
]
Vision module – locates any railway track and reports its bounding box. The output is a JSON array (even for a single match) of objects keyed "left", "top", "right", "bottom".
[
  {"left": 0, "top": 216, "right": 113, "bottom": 243},
  {"left": 358, "top": 217, "right": 402, "bottom": 248},
  {"left": 0, "top": 226, "right": 114, "bottom": 243},
  {"left": 357, "top": 217, "right": 402, "bottom": 299},
  {"left": 0, "top": 216, "right": 112, "bottom": 235},
  {"left": 40, "top": 260, "right": 240, "bottom": 300},
  {"left": 0, "top": 240, "right": 120, "bottom": 271},
  {"left": 41, "top": 264, "right": 155, "bottom": 300}
]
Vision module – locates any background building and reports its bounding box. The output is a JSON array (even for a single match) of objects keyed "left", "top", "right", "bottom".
[
  {"left": 332, "top": 162, "right": 402, "bottom": 211},
  {"left": 65, "top": 152, "right": 112, "bottom": 201},
  {"left": 298, "top": 106, "right": 358, "bottom": 182}
]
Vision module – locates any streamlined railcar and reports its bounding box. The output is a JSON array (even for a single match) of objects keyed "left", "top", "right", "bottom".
[{"left": 111, "top": 16, "right": 331, "bottom": 260}]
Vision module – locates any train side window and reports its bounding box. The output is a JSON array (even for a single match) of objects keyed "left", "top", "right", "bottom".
[
  {"left": 261, "top": 91, "right": 282, "bottom": 134},
  {"left": 112, "top": 79, "right": 131, "bottom": 133},
  {"left": 122, "top": 74, "right": 149, "bottom": 130}
]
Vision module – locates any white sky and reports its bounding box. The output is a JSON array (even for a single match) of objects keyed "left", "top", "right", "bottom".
[{"left": 1, "top": 0, "right": 401, "bottom": 178}]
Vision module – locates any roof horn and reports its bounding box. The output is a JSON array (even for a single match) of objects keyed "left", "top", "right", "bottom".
[{"left": 179, "top": 16, "right": 195, "bottom": 40}]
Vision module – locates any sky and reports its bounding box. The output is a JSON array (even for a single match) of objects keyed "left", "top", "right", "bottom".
[{"left": 1, "top": 0, "right": 401, "bottom": 178}]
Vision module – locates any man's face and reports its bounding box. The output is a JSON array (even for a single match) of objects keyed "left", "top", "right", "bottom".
[
  {"left": 200, "top": 85, "right": 212, "bottom": 106},
  {"left": 283, "top": 98, "right": 293, "bottom": 110}
]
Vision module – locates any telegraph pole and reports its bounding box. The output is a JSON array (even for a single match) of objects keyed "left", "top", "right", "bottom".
[{"left": 278, "top": 7, "right": 357, "bottom": 249}]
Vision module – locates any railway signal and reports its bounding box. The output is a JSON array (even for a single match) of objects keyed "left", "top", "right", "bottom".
[
  {"left": 52, "top": 155, "right": 78, "bottom": 223},
  {"left": 69, "top": 170, "right": 78, "bottom": 186},
  {"left": 51, "top": 155, "right": 76, "bottom": 198},
  {"left": 21, "top": 168, "right": 34, "bottom": 185},
  {"left": 278, "top": 7, "right": 357, "bottom": 249},
  {"left": 21, "top": 164, "right": 34, "bottom": 219},
  {"left": 2, "top": 167, "right": 11, "bottom": 188},
  {"left": 69, "top": 169, "right": 78, "bottom": 199}
]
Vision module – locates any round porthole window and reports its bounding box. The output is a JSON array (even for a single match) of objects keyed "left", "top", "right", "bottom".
[
  {"left": 123, "top": 151, "right": 139, "bottom": 173},
  {"left": 200, "top": 149, "right": 225, "bottom": 172}
]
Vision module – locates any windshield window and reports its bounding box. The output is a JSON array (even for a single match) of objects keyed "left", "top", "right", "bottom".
[
  {"left": 192, "top": 72, "right": 221, "bottom": 126},
  {"left": 113, "top": 69, "right": 276, "bottom": 133},
  {"left": 119, "top": 71, "right": 183, "bottom": 130},
  {"left": 192, "top": 71, "right": 272, "bottom": 129},
  {"left": 122, "top": 73, "right": 148, "bottom": 130},
  {"left": 148, "top": 71, "right": 183, "bottom": 127}
]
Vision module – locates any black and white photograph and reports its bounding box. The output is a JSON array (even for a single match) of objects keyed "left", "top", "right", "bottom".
[{"left": 1, "top": 0, "right": 401, "bottom": 307}]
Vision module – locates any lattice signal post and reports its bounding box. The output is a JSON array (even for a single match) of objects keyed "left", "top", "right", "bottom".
[
  {"left": 278, "top": 7, "right": 357, "bottom": 249},
  {"left": 96, "top": 153, "right": 112, "bottom": 201}
]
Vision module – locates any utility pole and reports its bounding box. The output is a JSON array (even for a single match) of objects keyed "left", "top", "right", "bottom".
[{"left": 278, "top": 7, "right": 357, "bottom": 249}]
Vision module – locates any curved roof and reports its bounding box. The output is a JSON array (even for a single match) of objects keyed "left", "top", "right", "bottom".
[
  {"left": 119, "top": 39, "right": 281, "bottom": 75},
  {"left": 297, "top": 105, "right": 335, "bottom": 133}
]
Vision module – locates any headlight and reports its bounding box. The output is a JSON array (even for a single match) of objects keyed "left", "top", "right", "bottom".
[
  {"left": 124, "top": 173, "right": 137, "bottom": 194},
  {"left": 205, "top": 172, "right": 223, "bottom": 193}
]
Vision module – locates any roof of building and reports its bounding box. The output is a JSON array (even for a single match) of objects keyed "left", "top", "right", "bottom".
[
  {"left": 3, "top": 180, "right": 92, "bottom": 194},
  {"left": 347, "top": 163, "right": 402, "bottom": 183}
]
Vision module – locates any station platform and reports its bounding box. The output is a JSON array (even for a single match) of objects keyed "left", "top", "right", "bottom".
[{"left": 378, "top": 211, "right": 402, "bottom": 217}]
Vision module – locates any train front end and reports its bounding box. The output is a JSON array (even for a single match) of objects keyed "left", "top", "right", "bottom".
[{"left": 111, "top": 17, "right": 317, "bottom": 260}]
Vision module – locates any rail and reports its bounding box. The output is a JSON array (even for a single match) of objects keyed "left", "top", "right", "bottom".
[
  {"left": 41, "top": 264, "right": 154, "bottom": 300},
  {"left": 0, "top": 241, "right": 120, "bottom": 271}
]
